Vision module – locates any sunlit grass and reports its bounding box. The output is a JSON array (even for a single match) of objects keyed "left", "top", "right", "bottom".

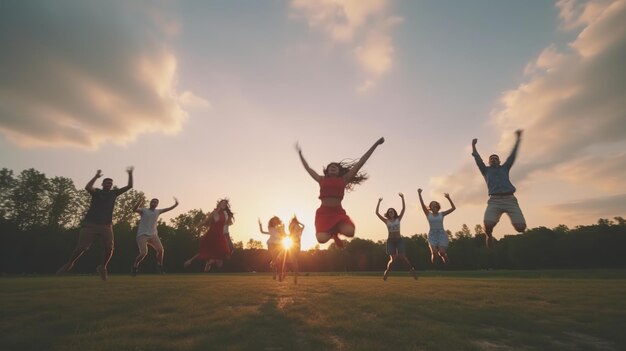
[{"left": 1, "top": 271, "right": 625, "bottom": 351}]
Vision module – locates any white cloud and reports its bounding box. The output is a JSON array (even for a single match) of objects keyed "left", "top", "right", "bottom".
[
  {"left": 556, "top": 0, "right": 613, "bottom": 30},
  {"left": 0, "top": 1, "right": 205, "bottom": 149},
  {"left": 433, "top": 0, "right": 626, "bottom": 204},
  {"left": 289, "top": 0, "right": 401, "bottom": 92}
]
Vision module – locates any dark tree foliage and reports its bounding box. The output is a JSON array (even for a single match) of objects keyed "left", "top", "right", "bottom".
[{"left": 1, "top": 167, "right": 625, "bottom": 274}]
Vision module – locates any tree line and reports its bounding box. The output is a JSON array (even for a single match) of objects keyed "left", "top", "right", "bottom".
[{"left": 1, "top": 167, "right": 625, "bottom": 274}]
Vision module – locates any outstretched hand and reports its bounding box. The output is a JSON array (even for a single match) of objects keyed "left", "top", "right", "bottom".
[
  {"left": 444, "top": 193, "right": 450, "bottom": 199},
  {"left": 472, "top": 138, "right": 478, "bottom": 146},
  {"left": 515, "top": 129, "right": 523, "bottom": 138},
  {"left": 417, "top": 188, "right": 423, "bottom": 194},
  {"left": 295, "top": 142, "right": 302, "bottom": 154},
  {"left": 173, "top": 197, "right": 179, "bottom": 205},
  {"left": 398, "top": 193, "right": 404, "bottom": 198},
  {"left": 95, "top": 170, "right": 103, "bottom": 178},
  {"left": 376, "top": 137, "right": 385, "bottom": 146},
  {"left": 378, "top": 197, "right": 383, "bottom": 202},
  {"left": 126, "top": 166, "right": 134, "bottom": 174}
]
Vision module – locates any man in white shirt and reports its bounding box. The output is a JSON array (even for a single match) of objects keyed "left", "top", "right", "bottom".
[{"left": 131, "top": 197, "right": 178, "bottom": 276}]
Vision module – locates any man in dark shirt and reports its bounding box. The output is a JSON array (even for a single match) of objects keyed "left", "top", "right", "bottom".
[
  {"left": 57, "top": 167, "right": 134, "bottom": 281},
  {"left": 472, "top": 130, "right": 526, "bottom": 248}
]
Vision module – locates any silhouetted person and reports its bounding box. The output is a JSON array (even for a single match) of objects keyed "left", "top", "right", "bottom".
[
  {"left": 297, "top": 137, "right": 384, "bottom": 247},
  {"left": 131, "top": 197, "right": 179, "bottom": 276},
  {"left": 418, "top": 189, "right": 456, "bottom": 264},
  {"left": 472, "top": 130, "right": 526, "bottom": 248},
  {"left": 57, "top": 167, "right": 134, "bottom": 281},
  {"left": 376, "top": 193, "right": 417, "bottom": 280}
]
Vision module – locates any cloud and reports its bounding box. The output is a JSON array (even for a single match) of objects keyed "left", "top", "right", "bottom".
[
  {"left": 547, "top": 193, "right": 626, "bottom": 221},
  {"left": 0, "top": 1, "right": 204, "bottom": 149},
  {"left": 433, "top": 0, "right": 626, "bottom": 202},
  {"left": 179, "top": 91, "right": 212, "bottom": 109},
  {"left": 289, "top": 0, "right": 401, "bottom": 92}
]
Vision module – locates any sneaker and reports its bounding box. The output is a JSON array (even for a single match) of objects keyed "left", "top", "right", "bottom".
[
  {"left": 96, "top": 265, "right": 108, "bottom": 282},
  {"left": 131, "top": 265, "right": 138, "bottom": 277},
  {"left": 155, "top": 265, "right": 164, "bottom": 275}
]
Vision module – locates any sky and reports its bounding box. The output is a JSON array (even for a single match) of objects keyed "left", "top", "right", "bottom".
[{"left": 1, "top": 0, "right": 625, "bottom": 250}]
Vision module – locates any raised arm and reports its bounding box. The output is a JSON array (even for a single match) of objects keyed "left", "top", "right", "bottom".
[
  {"left": 471, "top": 139, "right": 487, "bottom": 175},
  {"left": 296, "top": 143, "right": 321, "bottom": 182},
  {"left": 258, "top": 218, "right": 269, "bottom": 235},
  {"left": 441, "top": 193, "right": 456, "bottom": 216},
  {"left": 118, "top": 166, "right": 134, "bottom": 194},
  {"left": 344, "top": 137, "right": 384, "bottom": 182},
  {"left": 85, "top": 170, "right": 102, "bottom": 193},
  {"left": 502, "top": 129, "right": 523, "bottom": 169},
  {"left": 417, "top": 188, "right": 429, "bottom": 216},
  {"left": 132, "top": 198, "right": 144, "bottom": 214},
  {"left": 161, "top": 197, "right": 179, "bottom": 213},
  {"left": 375, "top": 198, "right": 386, "bottom": 222},
  {"left": 398, "top": 193, "right": 406, "bottom": 219}
]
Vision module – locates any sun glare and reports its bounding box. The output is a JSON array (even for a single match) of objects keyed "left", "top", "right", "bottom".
[{"left": 282, "top": 236, "right": 293, "bottom": 250}]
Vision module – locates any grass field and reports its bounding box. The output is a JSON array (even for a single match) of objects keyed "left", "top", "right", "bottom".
[{"left": 2, "top": 270, "right": 625, "bottom": 351}]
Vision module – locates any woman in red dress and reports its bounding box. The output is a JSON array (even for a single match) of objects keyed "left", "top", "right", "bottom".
[
  {"left": 296, "top": 137, "right": 384, "bottom": 247},
  {"left": 184, "top": 199, "right": 233, "bottom": 272}
]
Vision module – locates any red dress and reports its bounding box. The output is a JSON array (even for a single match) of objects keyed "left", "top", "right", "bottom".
[
  {"left": 315, "top": 177, "right": 355, "bottom": 236},
  {"left": 197, "top": 211, "right": 230, "bottom": 260}
]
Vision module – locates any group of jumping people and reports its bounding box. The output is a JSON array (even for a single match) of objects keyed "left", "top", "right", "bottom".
[{"left": 56, "top": 130, "right": 526, "bottom": 281}]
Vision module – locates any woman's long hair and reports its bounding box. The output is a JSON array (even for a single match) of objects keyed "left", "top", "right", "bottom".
[
  {"left": 217, "top": 198, "right": 235, "bottom": 223},
  {"left": 384, "top": 208, "right": 398, "bottom": 220},
  {"left": 268, "top": 216, "right": 282, "bottom": 229},
  {"left": 323, "top": 159, "right": 368, "bottom": 191}
]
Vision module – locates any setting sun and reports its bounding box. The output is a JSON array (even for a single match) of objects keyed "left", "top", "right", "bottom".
[{"left": 282, "top": 236, "right": 293, "bottom": 250}]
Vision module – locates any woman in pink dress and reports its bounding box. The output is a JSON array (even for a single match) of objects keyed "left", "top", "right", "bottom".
[{"left": 184, "top": 199, "right": 232, "bottom": 272}]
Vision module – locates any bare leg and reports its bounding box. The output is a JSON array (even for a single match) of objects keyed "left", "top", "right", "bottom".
[
  {"left": 337, "top": 223, "right": 355, "bottom": 238},
  {"left": 293, "top": 255, "right": 299, "bottom": 284},
  {"left": 399, "top": 254, "right": 418, "bottom": 279},
  {"left": 56, "top": 249, "right": 85, "bottom": 275},
  {"left": 132, "top": 252, "right": 146, "bottom": 277},
  {"left": 280, "top": 250, "right": 288, "bottom": 282},
  {"left": 204, "top": 259, "right": 214, "bottom": 272},
  {"left": 513, "top": 223, "right": 526, "bottom": 233},
  {"left": 428, "top": 244, "right": 438, "bottom": 264},
  {"left": 184, "top": 254, "right": 199, "bottom": 268},
  {"left": 383, "top": 255, "right": 395, "bottom": 280},
  {"left": 133, "top": 253, "right": 147, "bottom": 268},
  {"left": 316, "top": 232, "right": 331, "bottom": 243},
  {"left": 156, "top": 249, "right": 164, "bottom": 266},
  {"left": 438, "top": 248, "right": 448, "bottom": 264},
  {"left": 96, "top": 248, "right": 113, "bottom": 281},
  {"left": 484, "top": 221, "right": 496, "bottom": 248}
]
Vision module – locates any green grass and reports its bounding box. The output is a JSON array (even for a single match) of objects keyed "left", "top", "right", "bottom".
[{"left": 2, "top": 270, "right": 625, "bottom": 351}]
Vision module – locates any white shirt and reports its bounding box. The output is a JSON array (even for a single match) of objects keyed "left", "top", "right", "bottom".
[
  {"left": 136, "top": 208, "right": 165, "bottom": 237},
  {"left": 427, "top": 213, "right": 445, "bottom": 231},
  {"left": 386, "top": 218, "right": 401, "bottom": 233}
]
